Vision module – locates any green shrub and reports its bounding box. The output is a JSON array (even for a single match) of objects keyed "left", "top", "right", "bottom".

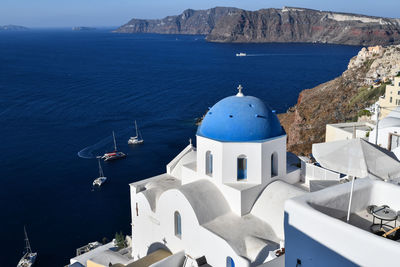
[
  {"left": 357, "top": 109, "right": 371, "bottom": 117},
  {"left": 115, "top": 231, "right": 126, "bottom": 249},
  {"left": 350, "top": 84, "right": 386, "bottom": 107}
]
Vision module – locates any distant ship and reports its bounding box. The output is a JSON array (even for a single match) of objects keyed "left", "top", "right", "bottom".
[
  {"left": 101, "top": 131, "right": 126, "bottom": 161},
  {"left": 93, "top": 157, "right": 107, "bottom": 186},
  {"left": 128, "top": 120, "right": 144, "bottom": 145},
  {"left": 236, "top": 52, "right": 246, "bottom": 57},
  {"left": 17, "top": 226, "right": 37, "bottom": 267}
]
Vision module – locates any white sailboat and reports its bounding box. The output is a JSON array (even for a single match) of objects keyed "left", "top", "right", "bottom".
[
  {"left": 17, "top": 226, "right": 37, "bottom": 267},
  {"left": 101, "top": 131, "right": 126, "bottom": 161},
  {"left": 93, "top": 157, "right": 107, "bottom": 186},
  {"left": 128, "top": 120, "right": 144, "bottom": 145},
  {"left": 236, "top": 52, "right": 246, "bottom": 57}
]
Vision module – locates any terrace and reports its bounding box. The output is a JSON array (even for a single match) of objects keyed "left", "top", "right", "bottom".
[{"left": 284, "top": 178, "right": 400, "bottom": 267}]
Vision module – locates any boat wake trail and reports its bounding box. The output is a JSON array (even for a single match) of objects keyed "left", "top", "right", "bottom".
[
  {"left": 246, "top": 54, "right": 305, "bottom": 57},
  {"left": 77, "top": 128, "right": 131, "bottom": 159},
  {"left": 77, "top": 137, "right": 112, "bottom": 159}
]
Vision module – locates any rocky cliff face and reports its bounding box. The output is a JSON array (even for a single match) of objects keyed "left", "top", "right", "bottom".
[
  {"left": 278, "top": 45, "right": 400, "bottom": 155},
  {"left": 116, "top": 7, "right": 400, "bottom": 46},
  {"left": 116, "top": 7, "right": 239, "bottom": 35}
]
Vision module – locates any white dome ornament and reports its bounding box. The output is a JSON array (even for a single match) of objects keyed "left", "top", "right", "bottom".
[{"left": 236, "top": 84, "right": 244, "bottom": 97}]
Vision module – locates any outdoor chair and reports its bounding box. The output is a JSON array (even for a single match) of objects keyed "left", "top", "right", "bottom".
[
  {"left": 382, "top": 226, "right": 400, "bottom": 240},
  {"left": 367, "top": 205, "right": 377, "bottom": 214}
]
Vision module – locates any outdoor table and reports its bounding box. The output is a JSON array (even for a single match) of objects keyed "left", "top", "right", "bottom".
[{"left": 371, "top": 205, "right": 398, "bottom": 230}]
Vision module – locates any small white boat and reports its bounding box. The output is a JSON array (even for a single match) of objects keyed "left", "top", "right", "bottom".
[
  {"left": 93, "top": 157, "right": 107, "bottom": 186},
  {"left": 128, "top": 120, "right": 144, "bottom": 145},
  {"left": 236, "top": 52, "right": 246, "bottom": 57},
  {"left": 17, "top": 226, "right": 37, "bottom": 267},
  {"left": 102, "top": 131, "right": 126, "bottom": 161}
]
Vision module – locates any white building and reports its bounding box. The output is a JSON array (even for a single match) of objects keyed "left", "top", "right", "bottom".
[
  {"left": 369, "top": 107, "right": 400, "bottom": 154},
  {"left": 129, "top": 86, "right": 306, "bottom": 267},
  {"left": 284, "top": 178, "right": 400, "bottom": 267},
  {"left": 325, "top": 122, "right": 373, "bottom": 143}
]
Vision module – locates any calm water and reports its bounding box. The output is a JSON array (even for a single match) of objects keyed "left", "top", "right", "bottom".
[{"left": 0, "top": 30, "right": 360, "bottom": 266}]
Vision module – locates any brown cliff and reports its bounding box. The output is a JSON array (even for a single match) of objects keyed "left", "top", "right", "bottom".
[
  {"left": 115, "top": 7, "right": 400, "bottom": 46},
  {"left": 278, "top": 45, "right": 400, "bottom": 155}
]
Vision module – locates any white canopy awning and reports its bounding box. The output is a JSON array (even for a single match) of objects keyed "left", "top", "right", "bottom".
[{"left": 312, "top": 138, "right": 400, "bottom": 180}]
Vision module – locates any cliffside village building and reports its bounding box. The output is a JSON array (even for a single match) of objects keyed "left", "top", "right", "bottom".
[{"left": 379, "top": 76, "right": 400, "bottom": 118}]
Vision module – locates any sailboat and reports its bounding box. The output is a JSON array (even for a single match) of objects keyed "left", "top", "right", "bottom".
[
  {"left": 101, "top": 131, "right": 126, "bottom": 161},
  {"left": 128, "top": 120, "right": 144, "bottom": 145},
  {"left": 93, "top": 157, "right": 107, "bottom": 186},
  {"left": 17, "top": 226, "right": 37, "bottom": 267}
]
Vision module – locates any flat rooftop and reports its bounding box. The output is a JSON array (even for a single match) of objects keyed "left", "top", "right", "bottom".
[{"left": 327, "top": 122, "right": 374, "bottom": 133}]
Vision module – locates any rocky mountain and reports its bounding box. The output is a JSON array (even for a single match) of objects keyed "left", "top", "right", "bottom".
[
  {"left": 116, "top": 7, "right": 400, "bottom": 46},
  {"left": 278, "top": 45, "right": 400, "bottom": 155},
  {"left": 116, "top": 7, "right": 239, "bottom": 35},
  {"left": 0, "top": 25, "right": 28, "bottom": 31}
]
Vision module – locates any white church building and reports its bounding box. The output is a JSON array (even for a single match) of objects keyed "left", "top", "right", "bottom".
[{"left": 129, "top": 86, "right": 307, "bottom": 267}]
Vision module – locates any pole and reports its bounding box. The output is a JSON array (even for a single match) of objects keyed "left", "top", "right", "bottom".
[
  {"left": 113, "top": 131, "right": 117, "bottom": 151},
  {"left": 346, "top": 176, "right": 356, "bottom": 223},
  {"left": 375, "top": 103, "right": 380, "bottom": 145}
]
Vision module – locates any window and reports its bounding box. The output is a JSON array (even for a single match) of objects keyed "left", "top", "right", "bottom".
[
  {"left": 398, "top": 91, "right": 400, "bottom": 95},
  {"left": 206, "top": 151, "right": 213, "bottom": 176},
  {"left": 237, "top": 155, "right": 247, "bottom": 180},
  {"left": 174, "top": 211, "right": 181, "bottom": 238},
  {"left": 389, "top": 133, "right": 400, "bottom": 151},
  {"left": 226, "top": 257, "right": 235, "bottom": 267},
  {"left": 397, "top": 99, "right": 400, "bottom": 105},
  {"left": 390, "top": 97, "right": 393, "bottom": 103},
  {"left": 271, "top": 152, "right": 278, "bottom": 177}
]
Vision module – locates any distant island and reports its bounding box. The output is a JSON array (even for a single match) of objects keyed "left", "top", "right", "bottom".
[
  {"left": 72, "top": 26, "right": 96, "bottom": 31},
  {"left": 0, "top": 25, "right": 28, "bottom": 31},
  {"left": 115, "top": 6, "right": 400, "bottom": 46}
]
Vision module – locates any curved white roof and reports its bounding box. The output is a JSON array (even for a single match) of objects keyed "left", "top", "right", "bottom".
[
  {"left": 387, "top": 106, "right": 400, "bottom": 119},
  {"left": 251, "top": 180, "right": 306, "bottom": 239},
  {"left": 379, "top": 116, "right": 400, "bottom": 129},
  {"left": 178, "top": 179, "right": 231, "bottom": 225},
  {"left": 380, "top": 107, "right": 400, "bottom": 129},
  {"left": 140, "top": 174, "right": 181, "bottom": 211}
]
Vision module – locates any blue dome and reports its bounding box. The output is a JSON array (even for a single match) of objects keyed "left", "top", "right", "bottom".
[{"left": 197, "top": 95, "right": 285, "bottom": 142}]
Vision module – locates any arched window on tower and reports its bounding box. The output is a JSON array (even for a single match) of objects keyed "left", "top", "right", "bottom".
[
  {"left": 237, "top": 155, "right": 247, "bottom": 180},
  {"left": 226, "top": 256, "right": 235, "bottom": 267},
  {"left": 271, "top": 152, "right": 278, "bottom": 177},
  {"left": 174, "top": 211, "right": 181, "bottom": 238},
  {"left": 206, "top": 151, "right": 213, "bottom": 176}
]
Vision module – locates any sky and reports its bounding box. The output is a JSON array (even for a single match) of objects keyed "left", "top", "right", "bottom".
[{"left": 1, "top": 0, "right": 400, "bottom": 28}]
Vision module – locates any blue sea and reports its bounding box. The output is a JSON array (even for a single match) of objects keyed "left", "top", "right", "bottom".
[{"left": 0, "top": 29, "right": 360, "bottom": 266}]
